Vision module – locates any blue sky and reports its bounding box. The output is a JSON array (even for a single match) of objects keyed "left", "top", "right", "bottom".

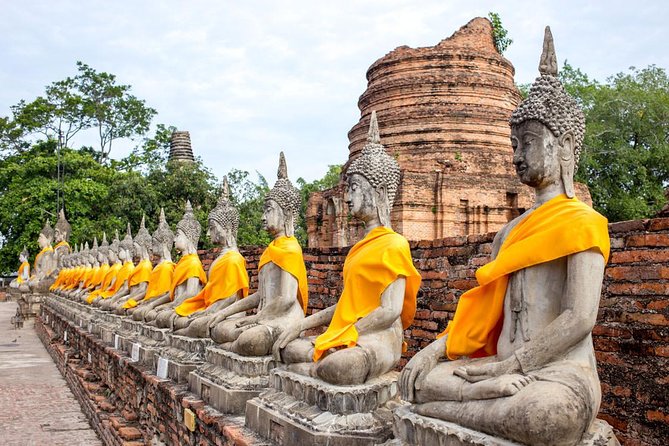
[{"left": 2, "top": 1, "right": 668, "bottom": 184}]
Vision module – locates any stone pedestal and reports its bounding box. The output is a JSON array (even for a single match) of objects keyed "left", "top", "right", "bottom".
[
  {"left": 391, "top": 405, "right": 621, "bottom": 446},
  {"left": 119, "top": 324, "right": 170, "bottom": 368},
  {"left": 189, "top": 347, "right": 276, "bottom": 414},
  {"left": 245, "top": 369, "right": 399, "bottom": 446},
  {"left": 155, "top": 335, "right": 213, "bottom": 383}
]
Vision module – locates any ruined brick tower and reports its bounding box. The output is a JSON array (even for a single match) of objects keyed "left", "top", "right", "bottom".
[
  {"left": 307, "top": 18, "right": 537, "bottom": 248},
  {"left": 168, "top": 131, "right": 195, "bottom": 163}
]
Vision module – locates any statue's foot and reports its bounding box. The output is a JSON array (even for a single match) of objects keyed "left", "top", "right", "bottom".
[
  {"left": 286, "top": 362, "right": 316, "bottom": 378},
  {"left": 462, "top": 374, "right": 535, "bottom": 401},
  {"left": 315, "top": 347, "right": 370, "bottom": 385},
  {"left": 233, "top": 324, "right": 273, "bottom": 356}
]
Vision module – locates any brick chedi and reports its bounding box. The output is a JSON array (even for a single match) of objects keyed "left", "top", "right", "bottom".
[
  {"left": 308, "top": 17, "right": 590, "bottom": 248},
  {"left": 168, "top": 130, "right": 195, "bottom": 163}
]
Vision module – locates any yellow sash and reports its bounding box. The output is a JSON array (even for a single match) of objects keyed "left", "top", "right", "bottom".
[
  {"left": 99, "top": 261, "right": 135, "bottom": 298},
  {"left": 17, "top": 261, "right": 30, "bottom": 284},
  {"left": 90, "top": 263, "right": 110, "bottom": 289},
  {"left": 64, "top": 266, "right": 84, "bottom": 290},
  {"left": 175, "top": 250, "right": 249, "bottom": 317},
  {"left": 54, "top": 241, "right": 70, "bottom": 253},
  {"left": 87, "top": 263, "right": 121, "bottom": 303},
  {"left": 129, "top": 259, "right": 152, "bottom": 287},
  {"left": 170, "top": 254, "right": 207, "bottom": 300},
  {"left": 258, "top": 236, "right": 308, "bottom": 313},
  {"left": 79, "top": 266, "right": 93, "bottom": 288},
  {"left": 313, "top": 227, "right": 421, "bottom": 361},
  {"left": 441, "top": 194, "right": 610, "bottom": 360},
  {"left": 84, "top": 266, "right": 100, "bottom": 288},
  {"left": 123, "top": 260, "right": 175, "bottom": 309},
  {"left": 50, "top": 269, "right": 64, "bottom": 290}
]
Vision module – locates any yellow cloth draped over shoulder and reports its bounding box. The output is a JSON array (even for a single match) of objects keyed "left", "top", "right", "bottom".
[
  {"left": 83, "top": 266, "right": 98, "bottom": 288},
  {"left": 87, "top": 263, "right": 121, "bottom": 303},
  {"left": 258, "top": 236, "right": 308, "bottom": 314},
  {"left": 79, "top": 266, "right": 93, "bottom": 288},
  {"left": 33, "top": 245, "right": 54, "bottom": 277},
  {"left": 50, "top": 269, "right": 64, "bottom": 290},
  {"left": 312, "top": 226, "right": 421, "bottom": 361},
  {"left": 64, "top": 266, "right": 84, "bottom": 290},
  {"left": 89, "top": 263, "right": 110, "bottom": 290},
  {"left": 54, "top": 241, "right": 70, "bottom": 252},
  {"left": 17, "top": 261, "right": 30, "bottom": 284},
  {"left": 175, "top": 250, "right": 249, "bottom": 317},
  {"left": 439, "top": 194, "right": 610, "bottom": 360},
  {"left": 129, "top": 259, "right": 152, "bottom": 287},
  {"left": 170, "top": 254, "right": 207, "bottom": 300},
  {"left": 98, "top": 261, "right": 135, "bottom": 299},
  {"left": 123, "top": 260, "right": 175, "bottom": 309}
]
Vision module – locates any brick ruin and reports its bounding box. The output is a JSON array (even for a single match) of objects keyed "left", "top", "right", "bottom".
[
  {"left": 168, "top": 131, "right": 195, "bottom": 163},
  {"left": 307, "top": 17, "right": 591, "bottom": 248},
  {"left": 37, "top": 215, "right": 669, "bottom": 445}
]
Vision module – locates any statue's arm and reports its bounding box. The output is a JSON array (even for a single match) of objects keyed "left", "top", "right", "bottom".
[
  {"left": 209, "top": 292, "right": 260, "bottom": 325},
  {"left": 514, "top": 249, "right": 605, "bottom": 372},
  {"left": 126, "top": 282, "right": 148, "bottom": 300},
  {"left": 354, "top": 277, "right": 405, "bottom": 334},
  {"left": 260, "top": 269, "right": 299, "bottom": 317}
]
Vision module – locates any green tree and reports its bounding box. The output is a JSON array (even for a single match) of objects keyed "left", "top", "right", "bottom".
[
  {"left": 488, "top": 12, "right": 513, "bottom": 54},
  {"left": 227, "top": 169, "right": 270, "bottom": 247},
  {"left": 295, "top": 164, "right": 342, "bottom": 245}
]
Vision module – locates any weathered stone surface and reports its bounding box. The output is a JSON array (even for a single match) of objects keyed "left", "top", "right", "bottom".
[{"left": 168, "top": 130, "right": 195, "bottom": 163}]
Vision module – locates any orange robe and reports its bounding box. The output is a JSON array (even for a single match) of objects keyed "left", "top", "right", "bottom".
[
  {"left": 87, "top": 263, "right": 121, "bottom": 303},
  {"left": 99, "top": 261, "right": 135, "bottom": 299},
  {"left": 128, "top": 259, "right": 152, "bottom": 287},
  {"left": 175, "top": 250, "right": 249, "bottom": 317},
  {"left": 258, "top": 236, "right": 308, "bottom": 313},
  {"left": 169, "top": 254, "right": 207, "bottom": 300},
  {"left": 123, "top": 260, "right": 175, "bottom": 309},
  {"left": 313, "top": 226, "right": 421, "bottom": 361},
  {"left": 32, "top": 245, "right": 54, "bottom": 278},
  {"left": 440, "top": 194, "right": 610, "bottom": 359},
  {"left": 17, "top": 261, "right": 30, "bottom": 284}
]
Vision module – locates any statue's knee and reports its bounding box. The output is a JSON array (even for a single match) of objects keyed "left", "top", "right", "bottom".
[
  {"left": 316, "top": 348, "right": 369, "bottom": 385},
  {"left": 235, "top": 326, "right": 273, "bottom": 356}
]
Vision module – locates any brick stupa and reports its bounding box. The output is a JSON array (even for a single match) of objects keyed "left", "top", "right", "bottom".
[
  {"left": 168, "top": 131, "right": 195, "bottom": 163},
  {"left": 307, "top": 17, "right": 588, "bottom": 248}
]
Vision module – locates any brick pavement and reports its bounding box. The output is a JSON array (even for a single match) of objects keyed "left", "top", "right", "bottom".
[{"left": 0, "top": 301, "right": 101, "bottom": 446}]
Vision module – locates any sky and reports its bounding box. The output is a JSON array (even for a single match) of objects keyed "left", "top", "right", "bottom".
[{"left": 2, "top": 0, "right": 668, "bottom": 185}]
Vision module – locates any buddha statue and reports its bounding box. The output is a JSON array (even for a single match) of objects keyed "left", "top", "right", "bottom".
[
  {"left": 272, "top": 112, "right": 421, "bottom": 385},
  {"left": 127, "top": 209, "right": 176, "bottom": 317},
  {"left": 99, "top": 224, "right": 136, "bottom": 310},
  {"left": 69, "top": 242, "right": 92, "bottom": 296},
  {"left": 52, "top": 247, "right": 76, "bottom": 296},
  {"left": 10, "top": 247, "right": 30, "bottom": 289},
  {"left": 172, "top": 177, "right": 250, "bottom": 337},
  {"left": 87, "top": 231, "right": 122, "bottom": 304},
  {"left": 397, "top": 27, "right": 616, "bottom": 446},
  {"left": 27, "top": 219, "right": 56, "bottom": 290},
  {"left": 208, "top": 152, "right": 308, "bottom": 357},
  {"left": 54, "top": 208, "right": 72, "bottom": 269},
  {"left": 144, "top": 201, "right": 206, "bottom": 326},
  {"left": 109, "top": 216, "right": 153, "bottom": 313},
  {"left": 75, "top": 234, "right": 110, "bottom": 301}
]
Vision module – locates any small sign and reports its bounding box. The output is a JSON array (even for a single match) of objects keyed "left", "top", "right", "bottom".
[
  {"left": 184, "top": 408, "right": 196, "bottom": 432},
  {"left": 45, "top": 315, "right": 49, "bottom": 323},
  {"left": 114, "top": 334, "right": 120, "bottom": 350},
  {"left": 64, "top": 331, "right": 68, "bottom": 342},
  {"left": 79, "top": 319, "right": 83, "bottom": 328},
  {"left": 88, "top": 322, "right": 93, "bottom": 333},
  {"left": 157, "top": 357, "right": 168, "bottom": 379},
  {"left": 131, "top": 343, "right": 140, "bottom": 362},
  {"left": 87, "top": 352, "right": 92, "bottom": 363}
]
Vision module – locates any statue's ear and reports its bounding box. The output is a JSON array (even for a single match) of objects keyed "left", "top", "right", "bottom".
[
  {"left": 283, "top": 210, "right": 295, "bottom": 237},
  {"left": 376, "top": 185, "right": 392, "bottom": 227},
  {"left": 558, "top": 130, "right": 575, "bottom": 198}
]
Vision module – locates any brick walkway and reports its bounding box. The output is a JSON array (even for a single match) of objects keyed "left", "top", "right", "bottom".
[{"left": 0, "top": 301, "right": 102, "bottom": 446}]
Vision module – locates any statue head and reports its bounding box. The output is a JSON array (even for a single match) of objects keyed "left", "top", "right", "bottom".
[
  {"left": 134, "top": 215, "right": 152, "bottom": 259},
  {"left": 98, "top": 232, "right": 109, "bottom": 264},
  {"left": 54, "top": 208, "right": 72, "bottom": 243},
  {"left": 509, "top": 27, "right": 585, "bottom": 198},
  {"left": 108, "top": 230, "right": 120, "bottom": 263},
  {"left": 175, "top": 200, "right": 201, "bottom": 253},
  {"left": 119, "top": 223, "right": 134, "bottom": 261},
  {"left": 208, "top": 177, "right": 239, "bottom": 247},
  {"left": 263, "top": 152, "right": 300, "bottom": 237},
  {"left": 345, "top": 111, "right": 401, "bottom": 227},
  {"left": 38, "top": 219, "right": 54, "bottom": 248},
  {"left": 19, "top": 246, "right": 29, "bottom": 263},
  {"left": 152, "top": 208, "right": 175, "bottom": 258}
]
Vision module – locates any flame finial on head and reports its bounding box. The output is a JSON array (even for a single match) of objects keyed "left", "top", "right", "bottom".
[{"left": 539, "top": 26, "right": 558, "bottom": 76}]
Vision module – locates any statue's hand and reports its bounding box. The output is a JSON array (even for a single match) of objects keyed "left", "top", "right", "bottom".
[
  {"left": 454, "top": 355, "right": 521, "bottom": 383},
  {"left": 272, "top": 323, "right": 302, "bottom": 361},
  {"left": 235, "top": 315, "right": 259, "bottom": 328},
  {"left": 399, "top": 338, "right": 443, "bottom": 402}
]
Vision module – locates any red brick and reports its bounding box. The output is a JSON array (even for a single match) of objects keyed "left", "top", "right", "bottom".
[
  {"left": 649, "top": 217, "right": 669, "bottom": 231},
  {"left": 626, "top": 233, "right": 669, "bottom": 247},
  {"left": 654, "top": 345, "right": 669, "bottom": 357},
  {"left": 646, "top": 409, "right": 669, "bottom": 424},
  {"left": 118, "top": 426, "right": 143, "bottom": 441},
  {"left": 624, "top": 312, "right": 669, "bottom": 326}
]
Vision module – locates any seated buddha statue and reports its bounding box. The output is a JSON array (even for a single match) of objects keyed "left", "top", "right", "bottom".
[
  {"left": 67, "top": 242, "right": 93, "bottom": 296},
  {"left": 172, "top": 178, "right": 249, "bottom": 337},
  {"left": 74, "top": 234, "right": 110, "bottom": 301},
  {"left": 108, "top": 216, "right": 153, "bottom": 313},
  {"left": 208, "top": 152, "right": 308, "bottom": 357},
  {"left": 144, "top": 201, "right": 206, "bottom": 326},
  {"left": 26, "top": 219, "right": 56, "bottom": 291},
  {"left": 127, "top": 209, "right": 176, "bottom": 318},
  {"left": 52, "top": 246, "right": 77, "bottom": 296},
  {"left": 273, "top": 112, "right": 421, "bottom": 385},
  {"left": 99, "top": 224, "right": 137, "bottom": 310},
  {"left": 87, "top": 231, "right": 122, "bottom": 304},
  {"left": 53, "top": 208, "right": 72, "bottom": 271},
  {"left": 10, "top": 247, "right": 30, "bottom": 289},
  {"left": 398, "top": 28, "right": 614, "bottom": 446}
]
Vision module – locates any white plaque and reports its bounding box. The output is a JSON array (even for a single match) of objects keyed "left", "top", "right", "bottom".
[
  {"left": 114, "top": 334, "right": 120, "bottom": 350},
  {"left": 79, "top": 319, "right": 83, "bottom": 327},
  {"left": 87, "top": 352, "right": 92, "bottom": 363},
  {"left": 45, "top": 315, "right": 49, "bottom": 323},
  {"left": 157, "top": 357, "right": 168, "bottom": 379},
  {"left": 88, "top": 322, "right": 93, "bottom": 333},
  {"left": 64, "top": 331, "right": 68, "bottom": 342},
  {"left": 131, "top": 343, "right": 140, "bottom": 362}
]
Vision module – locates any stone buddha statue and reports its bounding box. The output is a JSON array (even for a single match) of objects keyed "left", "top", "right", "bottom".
[
  {"left": 144, "top": 201, "right": 206, "bottom": 326},
  {"left": 54, "top": 208, "right": 72, "bottom": 269},
  {"left": 52, "top": 247, "right": 76, "bottom": 296},
  {"left": 208, "top": 152, "right": 308, "bottom": 357},
  {"left": 397, "top": 27, "right": 617, "bottom": 446},
  {"left": 99, "top": 224, "right": 136, "bottom": 310},
  {"left": 110, "top": 216, "right": 154, "bottom": 313},
  {"left": 10, "top": 247, "right": 30, "bottom": 289},
  {"left": 127, "top": 209, "right": 176, "bottom": 317},
  {"left": 88, "top": 231, "right": 122, "bottom": 304},
  {"left": 75, "top": 234, "right": 110, "bottom": 301},
  {"left": 59, "top": 244, "right": 81, "bottom": 297},
  {"left": 27, "top": 219, "right": 56, "bottom": 290},
  {"left": 272, "top": 112, "right": 421, "bottom": 385},
  {"left": 172, "top": 177, "right": 250, "bottom": 337},
  {"left": 70, "top": 241, "right": 92, "bottom": 295}
]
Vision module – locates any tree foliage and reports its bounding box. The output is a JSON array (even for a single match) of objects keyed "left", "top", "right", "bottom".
[
  {"left": 296, "top": 164, "right": 342, "bottom": 245},
  {"left": 488, "top": 12, "right": 513, "bottom": 55}
]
